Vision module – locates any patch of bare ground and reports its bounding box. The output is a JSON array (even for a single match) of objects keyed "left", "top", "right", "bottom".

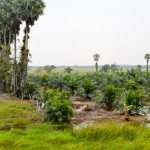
[
  {"left": 0, "top": 93, "right": 20, "bottom": 101},
  {"left": 72, "top": 100, "right": 147, "bottom": 124},
  {"left": 0, "top": 94, "right": 147, "bottom": 124}
]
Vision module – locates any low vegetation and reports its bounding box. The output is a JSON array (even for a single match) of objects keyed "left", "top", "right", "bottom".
[{"left": 1, "top": 99, "right": 150, "bottom": 150}]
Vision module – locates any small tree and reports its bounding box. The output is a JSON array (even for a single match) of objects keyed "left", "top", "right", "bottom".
[
  {"left": 81, "top": 77, "right": 95, "bottom": 100},
  {"left": 101, "top": 64, "right": 110, "bottom": 73},
  {"left": 110, "top": 64, "right": 118, "bottom": 73},
  {"left": 100, "top": 84, "right": 118, "bottom": 111},
  {"left": 44, "top": 65, "right": 56, "bottom": 73},
  {"left": 137, "top": 65, "right": 142, "bottom": 72},
  {"left": 93, "top": 53, "right": 100, "bottom": 72},
  {"left": 64, "top": 67, "right": 73, "bottom": 73}
]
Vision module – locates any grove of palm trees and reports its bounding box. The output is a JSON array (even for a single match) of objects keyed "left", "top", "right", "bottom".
[{"left": 0, "top": 0, "right": 45, "bottom": 97}]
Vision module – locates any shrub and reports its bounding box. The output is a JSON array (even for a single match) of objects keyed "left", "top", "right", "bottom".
[
  {"left": 126, "top": 89, "right": 143, "bottom": 112},
  {"left": 99, "top": 84, "right": 118, "bottom": 110},
  {"left": 24, "top": 82, "right": 38, "bottom": 99},
  {"left": 81, "top": 76, "right": 96, "bottom": 100},
  {"left": 44, "top": 99, "right": 73, "bottom": 124},
  {"left": 44, "top": 89, "right": 73, "bottom": 124}
]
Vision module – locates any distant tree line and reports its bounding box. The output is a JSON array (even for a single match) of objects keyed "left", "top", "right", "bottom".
[{"left": 93, "top": 53, "right": 150, "bottom": 73}]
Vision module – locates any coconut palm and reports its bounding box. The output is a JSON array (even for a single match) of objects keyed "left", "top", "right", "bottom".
[{"left": 145, "top": 54, "right": 150, "bottom": 72}]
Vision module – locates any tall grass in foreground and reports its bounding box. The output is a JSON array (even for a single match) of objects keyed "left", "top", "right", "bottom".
[
  {"left": 1, "top": 100, "right": 150, "bottom": 149},
  {"left": 0, "top": 122, "right": 150, "bottom": 150}
]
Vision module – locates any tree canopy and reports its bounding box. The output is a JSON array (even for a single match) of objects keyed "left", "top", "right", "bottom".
[{"left": 0, "top": 0, "right": 45, "bottom": 96}]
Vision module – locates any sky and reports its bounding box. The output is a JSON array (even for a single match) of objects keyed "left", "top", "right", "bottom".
[{"left": 26, "top": 0, "right": 150, "bottom": 66}]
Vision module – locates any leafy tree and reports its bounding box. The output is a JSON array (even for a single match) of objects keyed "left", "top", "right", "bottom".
[
  {"left": 136, "top": 65, "right": 142, "bottom": 72},
  {"left": 110, "top": 64, "right": 118, "bottom": 73},
  {"left": 64, "top": 67, "right": 73, "bottom": 73},
  {"left": 93, "top": 53, "right": 100, "bottom": 72},
  {"left": 101, "top": 64, "right": 110, "bottom": 73},
  {"left": 44, "top": 65, "right": 56, "bottom": 73}
]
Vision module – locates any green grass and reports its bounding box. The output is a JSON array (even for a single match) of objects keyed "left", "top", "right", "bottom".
[
  {"left": 0, "top": 100, "right": 40, "bottom": 130},
  {"left": 1, "top": 99, "right": 150, "bottom": 149}
]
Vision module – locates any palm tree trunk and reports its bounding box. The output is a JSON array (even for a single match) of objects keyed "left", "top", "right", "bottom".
[
  {"left": 20, "top": 22, "right": 29, "bottom": 99},
  {"left": 1, "top": 28, "right": 7, "bottom": 93},
  {"left": 8, "top": 31, "right": 11, "bottom": 47},
  {"left": 95, "top": 62, "right": 98, "bottom": 72},
  {"left": 146, "top": 59, "right": 149, "bottom": 72},
  {"left": 25, "top": 22, "right": 28, "bottom": 50},
  {"left": 1, "top": 78, "right": 6, "bottom": 93},
  {"left": 13, "top": 33, "right": 17, "bottom": 93},
  {"left": 3, "top": 28, "right": 7, "bottom": 57}
]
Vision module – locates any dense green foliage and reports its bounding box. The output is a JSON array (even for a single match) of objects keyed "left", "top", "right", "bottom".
[
  {"left": 0, "top": 0, "right": 45, "bottom": 95},
  {"left": 26, "top": 69, "right": 150, "bottom": 114},
  {"left": 43, "top": 89, "right": 73, "bottom": 124}
]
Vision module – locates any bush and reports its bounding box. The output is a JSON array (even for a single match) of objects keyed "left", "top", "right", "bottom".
[
  {"left": 44, "top": 89, "right": 73, "bottom": 124},
  {"left": 81, "top": 76, "right": 96, "bottom": 100},
  {"left": 126, "top": 89, "right": 143, "bottom": 112},
  {"left": 44, "top": 99, "right": 73, "bottom": 124},
  {"left": 99, "top": 84, "right": 118, "bottom": 110}
]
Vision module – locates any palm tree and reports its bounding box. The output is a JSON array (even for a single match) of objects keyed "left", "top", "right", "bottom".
[
  {"left": 18, "top": 0, "right": 45, "bottom": 97},
  {"left": 93, "top": 53, "right": 100, "bottom": 72},
  {"left": 0, "top": 1, "right": 13, "bottom": 92},
  {"left": 9, "top": 0, "right": 22, "bottom": 93},
  {"left": 145, "top": 54, "right": 150, "bottom": 72}
]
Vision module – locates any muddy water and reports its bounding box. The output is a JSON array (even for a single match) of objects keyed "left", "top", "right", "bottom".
[{"left": 72, "top": 100, "right": 150, "bottom": 129}]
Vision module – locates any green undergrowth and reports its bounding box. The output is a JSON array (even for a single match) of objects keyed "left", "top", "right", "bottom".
[
  {"left": 1, "top": 100, "right": 150, "bottom": 149},
  {"left": 0, "top": 100, "right": 41, "bottom": 130}
]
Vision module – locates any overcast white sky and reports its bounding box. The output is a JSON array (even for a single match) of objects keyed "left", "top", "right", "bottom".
[{"left": 27, "top": 0, "right": 150, "bottom": 66}]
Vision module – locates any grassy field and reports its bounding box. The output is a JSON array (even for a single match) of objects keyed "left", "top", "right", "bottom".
[
  {"left": 28, "top": 65, "right": 147, "bottom": 75},
  {"left": 1, "top": 99, "right": 150, "bottom": 150}
]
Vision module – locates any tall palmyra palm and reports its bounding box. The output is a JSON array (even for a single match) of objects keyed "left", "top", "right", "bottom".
[
  {"left": 93, "top": 53, "right": 100, "bottom": 72},
  {"left": 19, "top": 0, "right": 45, "bottom": 93},
  {"left": 145, "top": 53, "right": 150, "bottom": 72}
]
